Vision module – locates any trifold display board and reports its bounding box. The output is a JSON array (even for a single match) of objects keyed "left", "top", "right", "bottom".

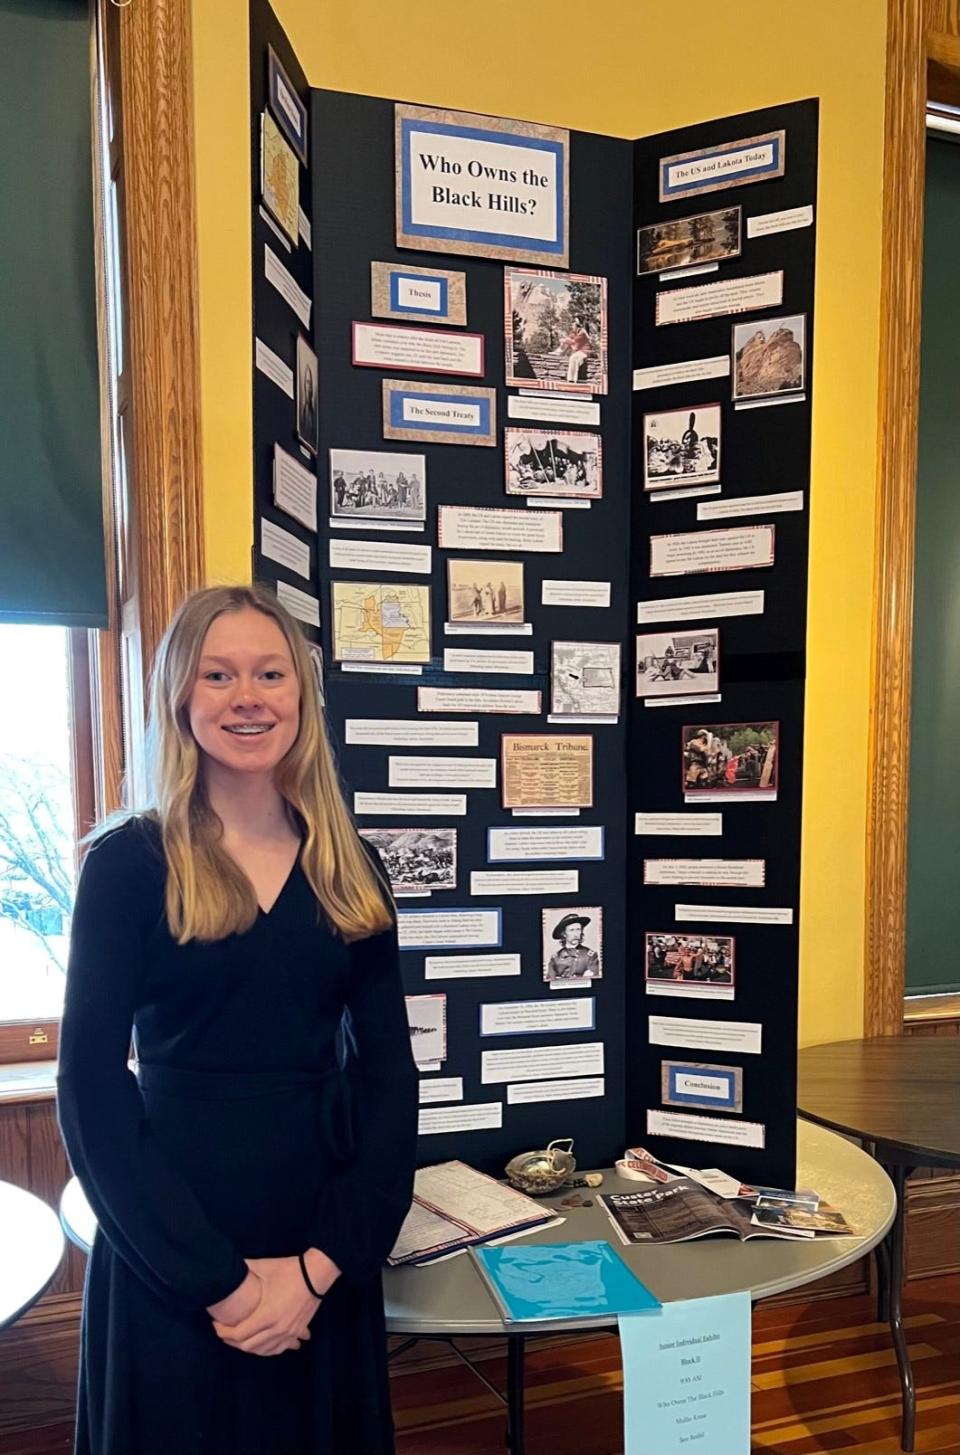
[{"left": 250, "top": 0, "right": 816, "bottom": 1192}]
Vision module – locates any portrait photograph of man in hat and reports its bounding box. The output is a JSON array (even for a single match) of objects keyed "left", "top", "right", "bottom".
[{"left": 542, "top": 907, "right": 603, "bottom": 988}]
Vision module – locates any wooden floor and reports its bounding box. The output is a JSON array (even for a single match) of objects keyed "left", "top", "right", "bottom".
[{"left": 2, "top": 1279, "right": 957, "bottom": 1454}]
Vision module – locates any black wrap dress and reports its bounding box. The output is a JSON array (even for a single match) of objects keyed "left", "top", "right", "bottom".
[{"left": 56, "top": 817, "right": 418, "bottom": 1455}]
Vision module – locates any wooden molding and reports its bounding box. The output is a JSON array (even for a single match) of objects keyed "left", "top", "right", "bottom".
[
  {"left": 116, "top": 0, "right": 205, "bottom": 677},
  {"left": 864, "top": 0, "right": 927, "bottom": 1037}
]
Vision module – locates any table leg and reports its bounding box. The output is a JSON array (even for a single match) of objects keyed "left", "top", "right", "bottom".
[
  {"left": 884, "top": 1162, "right": 916, "bottom": 1452},
  {"left": 874, "top": 1229, "right": 890, "bottom": 1323},
  {"left": 506, "top": 1334, "right": 525, "bottom": 1455}
]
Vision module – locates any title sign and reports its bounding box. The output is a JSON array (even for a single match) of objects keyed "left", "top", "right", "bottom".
[{"left": 396, "top": 104, "right": 569, "bottom": 267}]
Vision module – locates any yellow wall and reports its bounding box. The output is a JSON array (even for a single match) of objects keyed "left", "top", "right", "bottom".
[{"left": 193, "top": 0, "right": 887, "bottom": 1046}]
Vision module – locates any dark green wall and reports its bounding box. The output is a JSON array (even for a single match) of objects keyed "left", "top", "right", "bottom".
[{"left": 905, "top": 135, "right": 960, "bottom": 993}]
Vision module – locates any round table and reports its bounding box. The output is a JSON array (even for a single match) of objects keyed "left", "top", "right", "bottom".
[
  {"left": 60, "top": 1121, "right": 893, "bottom": 1455},
  {"left": 0, "top": 1180, "right": 65, "bottom": 1330},
  {"left": 799, "top": 1035, "right": 960, "bottom": 1452}
]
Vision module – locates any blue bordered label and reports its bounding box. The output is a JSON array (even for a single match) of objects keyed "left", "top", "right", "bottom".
[
  {"left": 658, "top": 130, "right": 785, "bottom": 203},
  {"left": 397, "top": 906, "right": 502, "bottom": 951}
]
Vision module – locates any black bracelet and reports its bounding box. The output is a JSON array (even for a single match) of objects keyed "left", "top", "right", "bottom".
[{"left": 298, "top": 1251, "right": 323, "bottom": 1300}]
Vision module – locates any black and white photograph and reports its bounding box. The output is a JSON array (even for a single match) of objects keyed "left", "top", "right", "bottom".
[
  {"left": 296, "top": 335, "right": 319, "bottom": 455},
  {"left": 447, "top": 559, "right": 524, "bottom": 625},
  {"left": 504, "top": 268, "right": 608, "bottom": 394},
  {"left": 732, "top": 313, "right": 806, "bottom": 401},
  {"left": 505, "top": 428, "right": 602, "bottom": 499},
  {"left": 644, "top": 406, "right": 721, "bottom": 490},
  {"left": 359, "top": 827, "right": 456, "bottom": 895},
  {"left": 551, "top": 642, "right": 621, "bottom": 718},
  {"left": 645, "top": 933, "right": 735, "bottom": 998},
  {"left": 636, "top": 629, "right": 719, "bottom": 699},
  {"left": 329, "top": 448, "right": 426, "bottom": 525},
  {"left": 682, "top": 721, "right": 779, "bottom": 797},
  {"left": 541, "top": 907, "right": 603, "bottom": 989},
  {"left": 404, "top": 993, "right": 447, "bottom": 1066},
  {"left": 636, "top": 205, "right": 741, "bottom": 276}
]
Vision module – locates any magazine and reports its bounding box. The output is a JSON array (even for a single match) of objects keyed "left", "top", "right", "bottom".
[
  {"left": 599, "top": 1179, "right": 855, "bottom": 1244},
  {"left": 470, "top": 1240, "right": 661, "bottom": 1324},
  {"left": 388, "top": 1160, "right": 560, "bottom": 1267}
]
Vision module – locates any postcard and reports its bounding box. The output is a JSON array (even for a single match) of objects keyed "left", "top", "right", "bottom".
[
  {"left": 424, "top": 953, "right": 521, "bottom": 980},
  {"left": 661, "top": 1061, "right": 743, "bottom": 1114},
  {"left": 296, "top": 335, "right": 318, "bottom": 455},
  {"left": 329, "top": 538, "right": 431, "bottom": 575},
  {"left": 353, "top": 792, "right": 466, "bottom": 817},
  {"left": 397, "top": 907, "right": 501, "bottom": 950},
  {"left": 507, "top": 395, "right": 600, "bottom": 427},
  {"left": 419, "top": 1077, "right": 463, "bottom": 1104},
  {"left": 637, "top": 205, "right": 741, "bottom": 276},
  {"left": 505, "top": 427, "right": 602, "bottom": 499},
  {"left": 443, "top": 647, "right": 533, "bottom": 675},
  {"left": 674, "top": 904, "right": 793, "bottom": 926},
  {"left": 646, "top": 1109, "right": 765, "bottom": 1149},
  {"left": 645, "top": 932, "right": 735, "bottom": 1002},
  {"left": 659, "top": 130, "right": 785, "bottom": 202},
  {"left": 542, "top": 906, "right": 603, "bottom": 989},
  {"left": 644, "top": 860, "right": 765, "bottom": 889},
  {"left": 419, "top": 1103, "right": 502, "bottom": 1134},
  {"left": 644, "top": 406, "right": 721, "bottom": 491},
  {"left": 551, "top": 641, "right": 620, "bottom": 718},
  {"left": 275, "top": 581, "right": 319, "bottom": 629},
  {"left": 331, "top": 581, "right": 431, "bottom": 665},
  {"left": 481, "top": 1041, "right": 604, "bottom": 1084},
  {"left": 637, "top": 628, "right": 719, "bottom": 699},
  {"left": 345, "top": 719, "right": 478, "bottom": 747},
  {"left": 329, "top": 447, "right": 426, "bottom": 529},
  {"left": 637, "top": 588, "right": 764, "bottom": 624},
  {"left": 635, "top": 812, "right": 722, "bottom": 837},
  {"left": 650, "top": 525, "right": 775, "bottom": 578},
  {"left": 648, "top": 1015, "right": 762, "bottom": 1055},
  {"left": 418, "top": 687, "right": 541, "bottom": 714},
  {"left": 732, "top": 312, "right": 806, "bottom": 402},
  {"left": 480, "top": 999, "right": 596, "bottom": 1036},
  {"left": 447, "top": 558, "right": 525, "bottom": 630},
  {"left": 683, "top": 721, "right": 778, "bottom": 800},
  {"left": 395, "top": 102, "right": 569, "bottom": 267},
  {"left": 542, "top": 579, "right": 611, "bottom": 609},
  {"left": 501, "top": 734, "right": 593, "bottom": 810},
  {"left": 507, "top": 1077, "right": 604, "bottom": 1104},
  {"left": 656, "top": 271, "right": 782, "bottom": 327},
  {"left": 439, "top": 504, "right": 562, "bottom": 553},
  {"left": 504, "top": 268, "right": 607, "bottom": 394},
  {"left": 359, "top": 827, "right": 456, "bottom": 894},
  {"left": 405, "top": 993, "right": 448, "bottom": 1066},
  {"left": 488, "top": 826, "right": 604, "bottom": 861},
  {"left": 261, "top": 111, "right": 299, "bottom": 245},
  {"left": 470, "top": 869, "right": 579, "bottom": 896},
  {"left": 352, "top": 321, "right": 483, "bottom": 378},
  {"left": 371, "top": 261, "right": 467, "bottom": 326},
  {"left": 383, "top": 378, "right": 497, "bottom": 447},
  {"left": 388, "top": 756, "right": 496, "bottom": 790},
  {"left": 273, "top": 444, "right": 316, "bottom": 530},
  {"left": 267, "top": 46, "right": 307, "bottom": 163},
  {"left": 260, "top": 518, "right": 310, "bottom": 579}
]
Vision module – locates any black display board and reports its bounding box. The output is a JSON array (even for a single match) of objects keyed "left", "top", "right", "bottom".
[{"left": 249, "top": 0, "right": 817, "bottom": 1191}]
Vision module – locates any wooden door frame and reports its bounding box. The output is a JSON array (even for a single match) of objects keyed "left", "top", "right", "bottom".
[{"left": 866, "top": 0, "right": 960, "bottom": 1034}]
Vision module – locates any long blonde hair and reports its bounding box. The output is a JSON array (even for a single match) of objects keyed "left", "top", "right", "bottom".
[{"left": 142, "top": 584, "right": 392, "bottom": 945}]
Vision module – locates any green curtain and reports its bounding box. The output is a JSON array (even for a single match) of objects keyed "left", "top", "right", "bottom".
[
  {"left": 905, "top": 134, "right": 960, "bottom": 994},
  {"left": 0, "top": 0, "right": 106, "bottom": 627}
]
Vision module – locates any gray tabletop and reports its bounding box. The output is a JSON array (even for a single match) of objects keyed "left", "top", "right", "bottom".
[
  {"left": 383, "top": 1120, "right": 895, "bottom": 1335},
  {"left": 0, "top": 1180, "right": 65, "bottom": 1329}
]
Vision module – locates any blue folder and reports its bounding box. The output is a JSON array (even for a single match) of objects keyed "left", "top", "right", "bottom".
[{"left": 471, "top": 1240, "right": 662, "bottom": 1324}]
